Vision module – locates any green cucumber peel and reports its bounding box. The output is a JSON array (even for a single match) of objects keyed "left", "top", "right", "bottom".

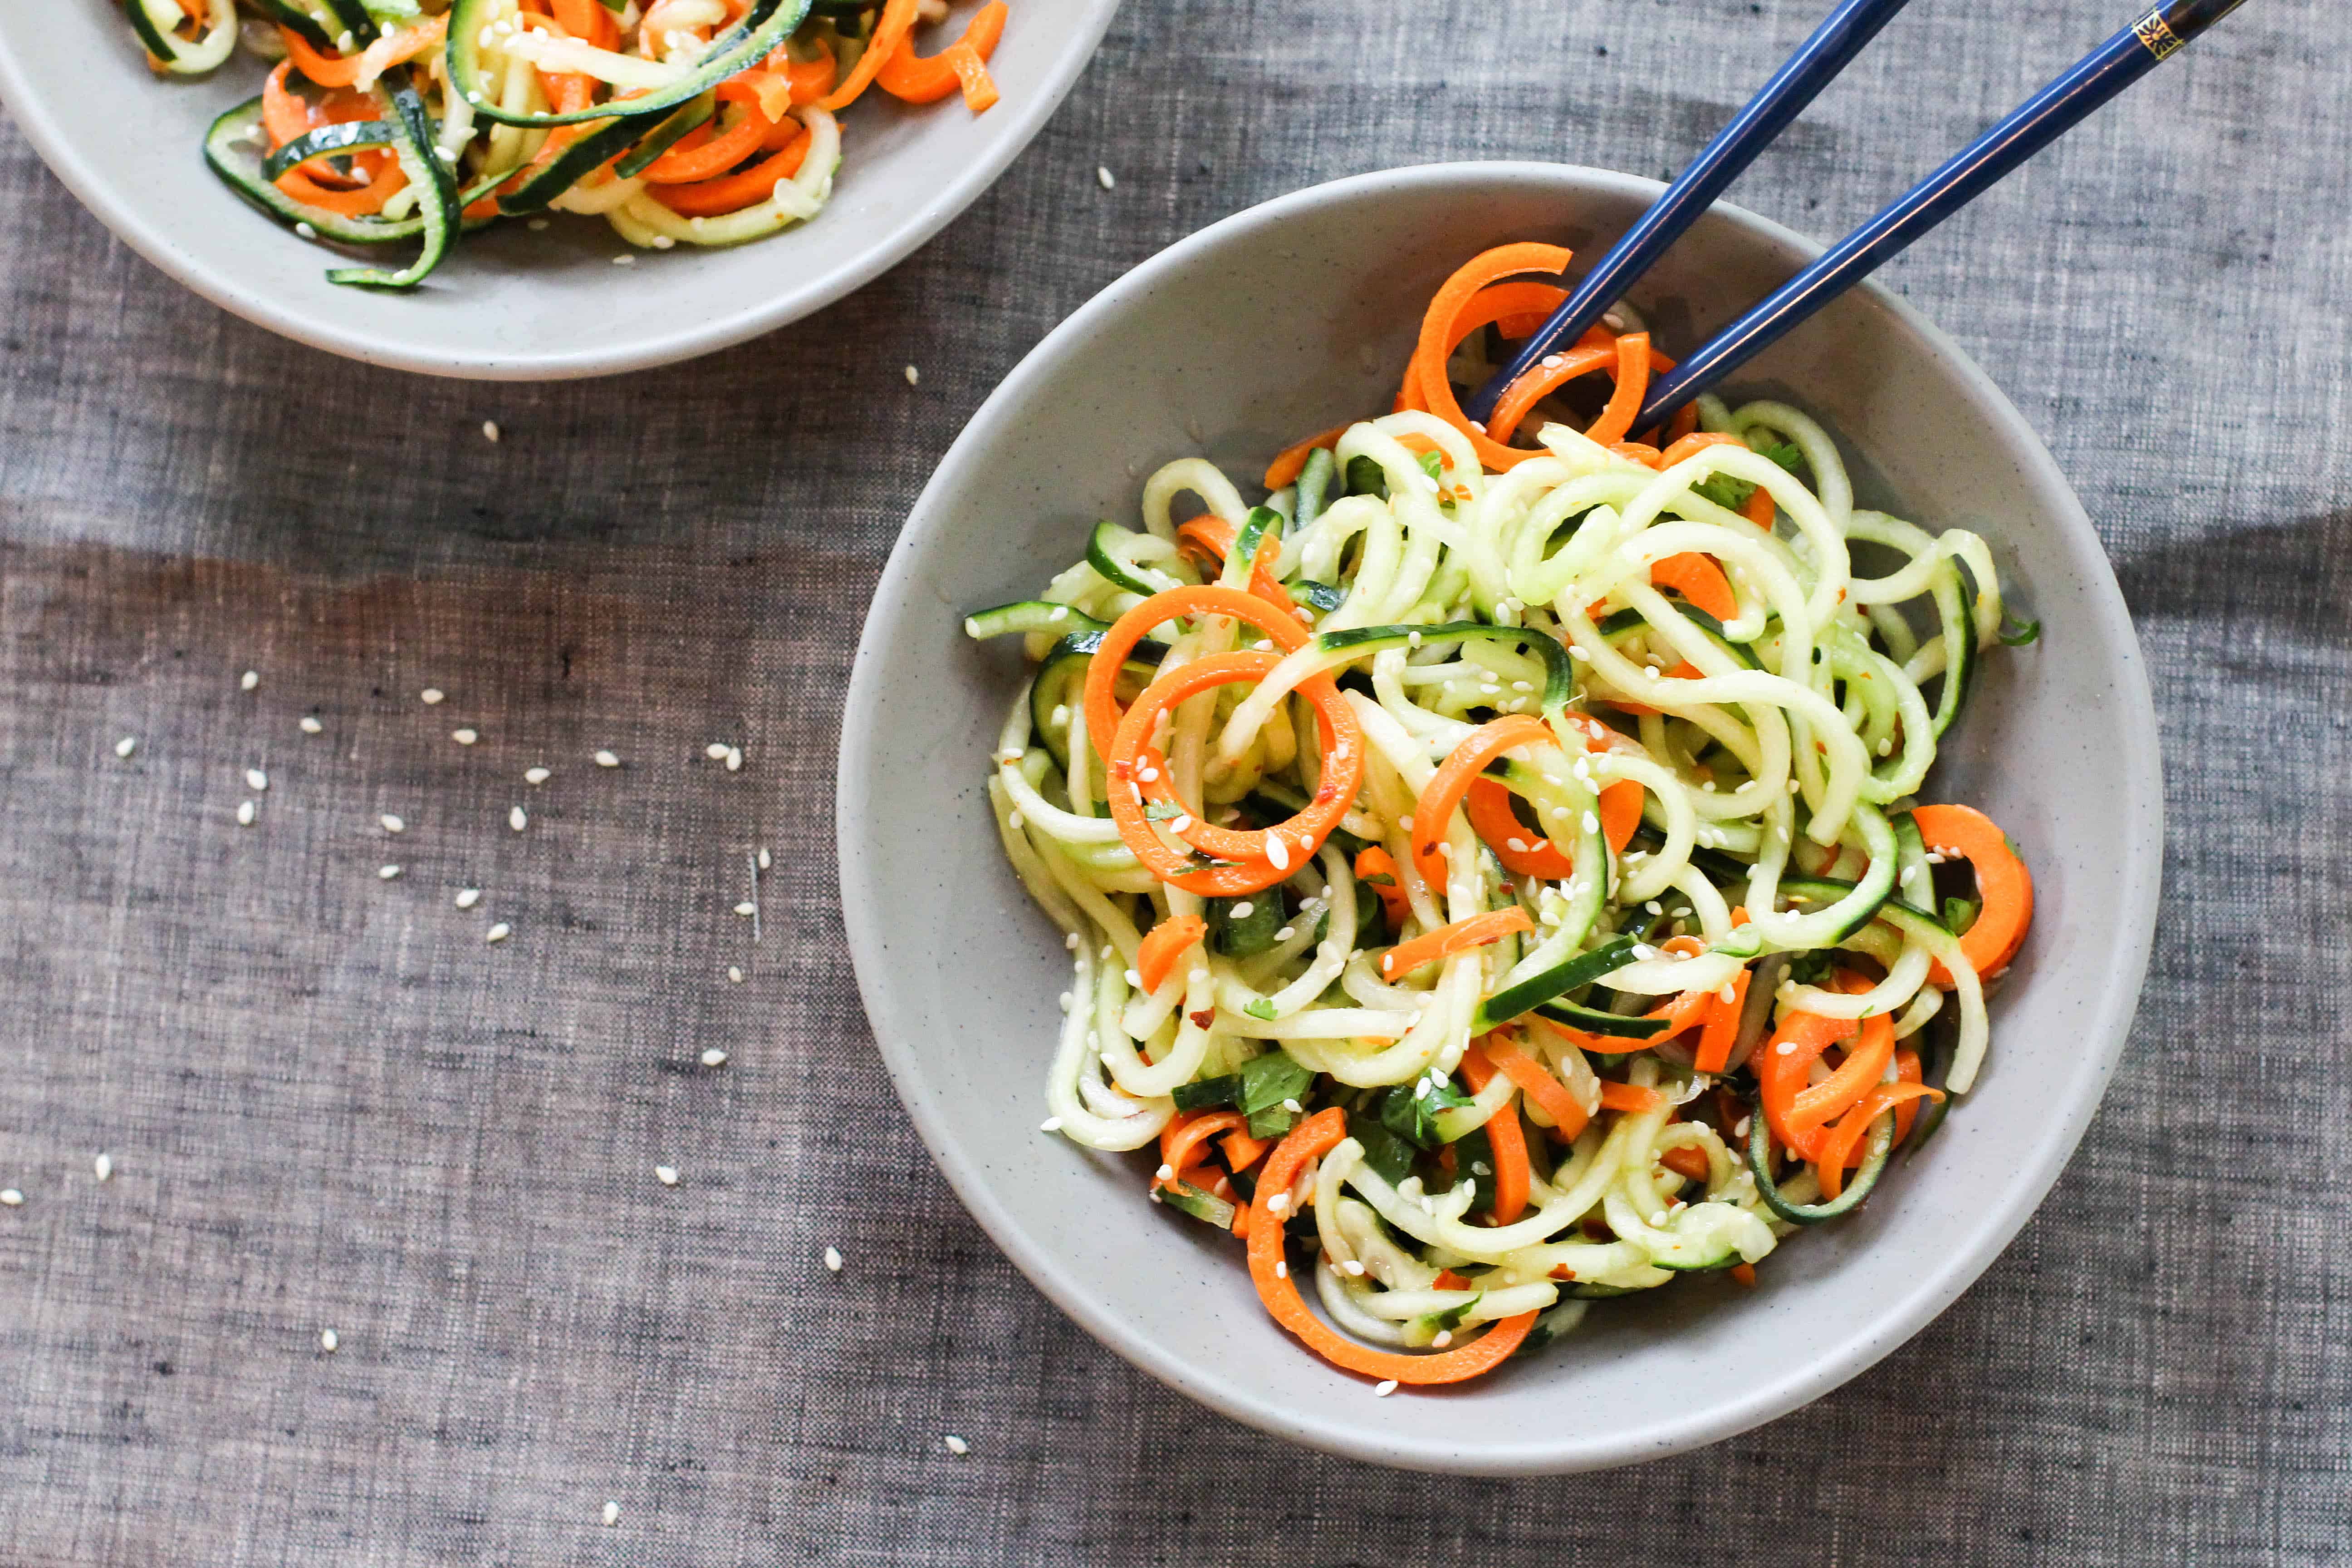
[{"left": 447, "top": 0, "right": 809, "bottom": 127}]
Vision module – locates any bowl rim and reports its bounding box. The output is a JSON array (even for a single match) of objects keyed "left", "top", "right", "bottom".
[
  {"left": 0, "top": 0, "right": 1119, "bottom": 381},
  {"left": 837, "top": 158, "right": 2164, "bottom": 1474}
]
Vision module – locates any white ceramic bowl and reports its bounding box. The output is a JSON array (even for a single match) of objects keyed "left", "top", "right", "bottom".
[
  {"left": 0, "top": 0, "right": 1115, "bottom": 378},
  {"left": 838, "top": 162, "right": 2162, "bottom": 1474}
]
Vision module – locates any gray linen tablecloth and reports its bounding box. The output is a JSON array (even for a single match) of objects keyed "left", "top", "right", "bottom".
[{"left": 3, "top": 1, "right": 2347, "bottom": 1562}]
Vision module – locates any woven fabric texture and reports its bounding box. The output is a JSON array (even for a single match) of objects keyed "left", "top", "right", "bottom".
[{"left": 2, "top": 1, "right": 2347, "bottom": 1562}]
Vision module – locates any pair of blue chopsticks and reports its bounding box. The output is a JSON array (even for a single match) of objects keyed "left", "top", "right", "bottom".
[{"left": 1464, "top": 0, "right": 2252, "bottom": 431}]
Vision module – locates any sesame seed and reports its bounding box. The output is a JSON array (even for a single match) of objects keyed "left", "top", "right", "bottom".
[
  {"left": 114, "top": 736, "right": 137, "bottom": 759},
  {"left": 240, "top": 670, "right": 260, "bottom": 691},
  {"left": 1342, "top": 1259, "right": 1365, "bottom": 1276},
  {"left": 455, "top": 888, "right": 481, "bottom": 909},
  {"left": 654, "top": 1164, "right": 679, "bottom": 1186},
  {"left": 1267, "top": 836, "right": 1290, "bottom": 871},
  {"left": 706, "top": 743, "right": 731, "bottom": 760},
  {"left": 1775, "top": 1039, "right": 1796, "bottom": 1055},
  {"left": 508, "top": 806, "right": 528, "bottom": 832},
  {"left": 299, "top": 716, "right": 323, "bottom": 735},
  {"left": 236, "top": 800, "right": 257, "bottom": 827},
  {"left": 1155, "top": 1163, "right": 1176, "bottom": 1181},
  {"left": 724, "top": 747, "right": 743, "bottom": 773},
  {"left": 420, "top": 689, "right": 444, "bottom": 706},
  {"left": 943, "top": 1435, "right": 970, "bottom": 1455},
  {"left": 1583, "top": 812, "right": 1601, "bottom": 833},
  {"left": 524, "top": 766, "right": 550, "bottom": 785},
  {"left": 701, "top": 1048, "right": 728, "bottom": 1067},
  {"left": 1039, "top": 1116, "right": 1063, "bottom": 1132},
  {"left": 93, "top": 1153, "right": 113, "bottom": 1182},
  {"left": 594, "top": 750, "right": 621, "bottom": 768},
  {"left": 1274, "top": 1260, "right": 1288, "bottom": 1279},
  {"left": 727, "top": 965, "right": 744, "bottom": 984},
  {"left": 823, "top": 1246, "right": 843, "bottom": 1272},
  {"left": 245, "top": 768, "right": 269, "bottom": 792},
  {"left": 1264, "top": 1192, "right": 1289, "bottom": 1214},
  {"left": 1733, "top": 1117, "right": 1752, "bottom": 1137},
  {"left": 452, "top": 728, "right": 479, "bottom": 746},
  {"left": 612, "top": 255, "right": 635, "bottom": 266},
  {"left": 1431, "top": 1329, "right": 1451, "bottom": 1347},
  {"left": 1124, "top": 968, "right": 1142, "bottom": 987},
  {"left": 1275, "top": 926, "right": 1296, "bottom": 941},
  {"left": 0, "top": 1190, "right": 21, "bottom": 1208},
  {"left": 1096, "top": 164, "right": 1115, "bottom": 190},
  {"left": 601, "top": 1502, "right": 620, "bottom": 1528},
  {"left": 903, "top": 364, "right": 920, "bottom": 386},
  {"left": 319, "top": 1328, "right": 338, "bottom": 1352},
  {"left": 296, "top": 221, "right": 317, "bottom": 240},
  {"left": 482, "top": 420, "right": 500, "bottom": 443},
  {"left": 485, "top": 923, "right": 510, "bottom": 944},
  {"left": 734, "top": 902, "right": 757, "bottom": 917},
  {"left": 1373, "top": 1379, "right": 1399, "bottom": 1397},
  {"left": 378, "top": 864, "right": 402, "bottom": 881},
  {"left": 757, "top": 847, "right": 771, "bottom": 871},
  {"left": 1230, "top": 902, "right": 1254, "bottom": 919}
]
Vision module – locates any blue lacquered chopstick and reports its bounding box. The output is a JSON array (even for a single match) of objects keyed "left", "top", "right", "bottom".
[
  {"left": 1463, "top": 0, "right": 1916, "bottom": 426},
  {"left": 1637, "top": 0, "right": 2252, "bottom": 426}
]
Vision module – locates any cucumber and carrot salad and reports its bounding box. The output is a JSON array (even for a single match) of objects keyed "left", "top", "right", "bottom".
[
  {"left": 965, "top": 241, "right": 2040, "bottom": 1388},
  {"left": 125, "top": 0, "right": 1008, "bottom": 288}
]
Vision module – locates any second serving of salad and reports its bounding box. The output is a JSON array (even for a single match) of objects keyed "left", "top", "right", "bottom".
[
  {"left": 966, "top": 241, "right": 2039, "bottom": 1389},
  {"left": 124, "top": 0, "right": 1005, "bottom": 288}
]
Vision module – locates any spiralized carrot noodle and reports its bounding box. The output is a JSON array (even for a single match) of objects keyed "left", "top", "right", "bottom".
[
  {"left": 135, "top": 0, "right": 1012, "bottom": 289},
  {"left": 964, "top": 238, "right": 2029, "bottom": 1383}
]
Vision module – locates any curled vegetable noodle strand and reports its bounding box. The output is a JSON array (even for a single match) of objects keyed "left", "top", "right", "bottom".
[
  {"left": 133, "top": 0, "right": 1011, "bottom": 290},
  {"left": 962, "top": 240, "right": 2036, "bottom": 1387}
]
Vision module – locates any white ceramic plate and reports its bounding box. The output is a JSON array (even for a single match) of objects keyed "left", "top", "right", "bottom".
[
  {"left": 838, "top": 162, "right": 2162, "bottom": 1474},
  {"left": 0, "top": 0, "right": 1116, "bottom": 378}
]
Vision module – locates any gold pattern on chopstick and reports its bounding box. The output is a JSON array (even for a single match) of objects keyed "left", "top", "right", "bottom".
[{"left": 2133, "top": 10, "right": 2185, "bottom": 61}]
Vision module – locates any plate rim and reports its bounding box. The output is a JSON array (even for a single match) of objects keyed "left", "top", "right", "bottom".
[{"left": 0, "top": 0, "right": 1121, "bottom": 380}]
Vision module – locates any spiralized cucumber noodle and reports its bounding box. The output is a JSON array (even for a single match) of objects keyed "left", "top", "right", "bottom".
[
  {"left": 963, "top": 242, "right": 2037, "bottom": 1387},
  {"left": 128, "top": 0, "right": 1004, "bottom": 289}
]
